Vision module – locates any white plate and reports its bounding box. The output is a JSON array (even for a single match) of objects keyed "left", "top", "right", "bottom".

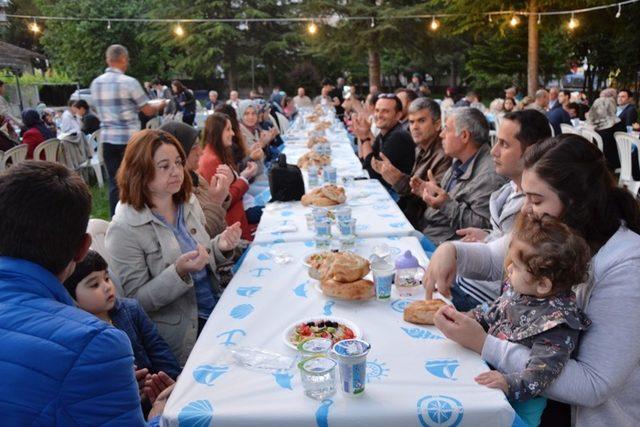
[{"left": 282, "top": 316, "right": 363, "bottom": 350}]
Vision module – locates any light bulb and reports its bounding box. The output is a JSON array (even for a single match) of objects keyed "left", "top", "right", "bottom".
[
  {"left": 616, "top": 4, "right": 622, "bottom": 18},
  {"left": 29, "top": 21, "right": 41, "bottom": 33},
  {"left": 307, "top": 22, "right": 317, "bottom": 34},
  {"left": 509, "top": 15, "right": 519, "bottom": 27},
  {"left": 430, "top": 17, "right": 439, "bottom": 31},
  {"left": 174, "top": 24, "right": 185, "bottom": 37},
  {"left": 568, "top": 14, "right": 579, "bottom": 30},
  {"left": 370, "top": 18, "right": 375, "bottom": 28}
]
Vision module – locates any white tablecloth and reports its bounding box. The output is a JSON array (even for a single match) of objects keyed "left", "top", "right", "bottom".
[
  {"left": 253, "top": 179, "right": 417, "bottom": 243},
  {"left": 161, "top": 236, "right": 515, "bottom": 427}
]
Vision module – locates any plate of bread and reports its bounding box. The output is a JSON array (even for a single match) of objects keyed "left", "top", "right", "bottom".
[
  {"left": 307, "top": 135, "right": 329, "bottom": 148},
  {"left": 296, "top": 151, "right": 331, "bottom": 169},
  {"left": 305, "top": 251, "right": 375, "bottom": 300},
  {"left": 301, "top": 184, "right": 346, "bottom": 207},
  {"left": 403, "top": 299, "right": 448, "bottom": 325}
]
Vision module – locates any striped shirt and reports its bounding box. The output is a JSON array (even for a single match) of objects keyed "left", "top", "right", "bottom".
[{"left": 89, "top": 67, "right": 149, "bottom": 145}]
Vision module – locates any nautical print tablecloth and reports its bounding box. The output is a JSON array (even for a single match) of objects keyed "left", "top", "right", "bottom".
[
  {"left": 161, "top": 236, "right": 516, "bottom": 427},
  {"left": 253, "top": 179, "right": 417, "bottom": 243}
]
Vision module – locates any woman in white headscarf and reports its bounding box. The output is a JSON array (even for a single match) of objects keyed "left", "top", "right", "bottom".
[{"left": 586, "top": 97, "right": 627, "bottom": 171}]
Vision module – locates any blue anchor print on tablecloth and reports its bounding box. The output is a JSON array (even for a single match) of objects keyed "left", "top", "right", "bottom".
[
  {"left": 281, "top": 210, "right": 294, "bottom": 217},
  {"left": 273, "top": 369, "right": 294, "bottom": 390},
  {"left": 315, "top": 399, "right": 333, "bottom": 427},
  {"left": 373, "top": 203, "right": 390, "bottom": 210},
  {"left": 178, "top": 399, "right": 213, "bottom": 427},
  {"left": 323, "top": 301, "right": 335, "bottom": 315},
  {"left": 230, "top": 304, "right": 254, "bottom": 319},
  {"left": 390, "top": 299, "right": 412, "bottom": 313},
  {"left": 193, "top": 365, "right": 229, "bottom": 386},
  {"left": 366, "top": 359, "right": 390, "bottom": 383},
  {"left": 389, "top": 222, "right": 405, "bottom": 229},
  {"left": 304, "top": 240, "right": 315, "bottom": 247},
  {"left": 216, "top": 329, "right": 246, "bottom": 346},
  {"left": 417, "top": 395, "right": 464, "bottom": 427},
  {"left": 293, "top": 281, "right": 309, "bottom": 298},
  {"left": 401, "top": 327, "right": 444, "bottom": 340},
  {"left": 425, "top": 359, "right": 459, "bottom": 381},
  {"left": 387, "top": 236, "right": 400, "bottom": 241},
  {"left": 250, "top": 267, "right": 271, "bottom": 277},
  {"left": 378, "top": 213, "right": 397, "bottom": 218},
  {"left": 237, "top": 286, "right": 261, "bottom": 297},
  {"left": 257, "top": 253, "right": 272, "bottom": 261}
]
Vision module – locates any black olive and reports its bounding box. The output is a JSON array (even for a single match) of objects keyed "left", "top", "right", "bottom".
[{"left": 306, "top": 321, "right": 315, "bottom": 327}]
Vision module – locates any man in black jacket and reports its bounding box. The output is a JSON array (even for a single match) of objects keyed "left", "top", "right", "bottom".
[
  {"left": 617, "top": 89, "right": 638, "bottom": 127},
  {"left": 356, "top": 94, "right": 415, "bottom": 190}
]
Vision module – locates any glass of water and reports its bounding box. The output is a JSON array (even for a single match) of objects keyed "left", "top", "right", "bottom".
[{"left": 298, "top": 356, "right": 337, "bottom": 400}]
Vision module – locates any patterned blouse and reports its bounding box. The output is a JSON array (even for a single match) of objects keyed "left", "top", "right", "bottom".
[{"left": 471, "top": 285, "right": 591, "bottom": 401}]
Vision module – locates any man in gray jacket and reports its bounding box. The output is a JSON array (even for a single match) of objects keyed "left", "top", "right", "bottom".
[
  {"left": 451, "top": 110, "right": 552, "bottom": 310},
  {"left": 418, "top": 107, "right": 506, "bottom": 245}
]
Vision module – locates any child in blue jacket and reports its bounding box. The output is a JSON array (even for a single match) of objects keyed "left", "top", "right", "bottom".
[{"left": 63, "top": 250, "right": 181, "bottom": 380}]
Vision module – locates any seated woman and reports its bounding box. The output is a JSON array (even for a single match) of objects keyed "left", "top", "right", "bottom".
[
  {"left": 237, "top": 100, "right": 273, "bottom": 196},
  {"left": 106, "top": 129, "right": 242, "bottom": 365},
  {"left": 586, "top": 97, "right": 629, "bottom": 173},
  {"left": 215, "top": 104, "right": 259, "bottom": 172},
  {"left": 199, "top": 113, "right": 259, "bottom": 241},
  {"left": 21, "top": 109, "right": 55, "bottom": 159},
  {"left": 0, "top": 114, "right": 19, "bottom": 151},
  {"left": 426, "top": 135, "right": 640, "bottom": 426}
]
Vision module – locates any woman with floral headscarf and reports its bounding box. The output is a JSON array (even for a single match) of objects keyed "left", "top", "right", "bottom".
[{"left": 586, "top": 97, "right": 627, "bottom": 172}]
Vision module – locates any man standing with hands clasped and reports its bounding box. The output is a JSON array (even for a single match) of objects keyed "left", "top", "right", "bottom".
[{"left": 371, "top": 98, "right": 451, "bottom": 227}]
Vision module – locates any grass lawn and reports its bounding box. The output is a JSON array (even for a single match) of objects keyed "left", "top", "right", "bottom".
[{"left": 90, "top": 184, "right": 111, "bottom": 221}]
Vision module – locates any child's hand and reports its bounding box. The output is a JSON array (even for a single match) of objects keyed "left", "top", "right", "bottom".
[{"left": 475, "top": 370, "right": 508, "bottom": 394}]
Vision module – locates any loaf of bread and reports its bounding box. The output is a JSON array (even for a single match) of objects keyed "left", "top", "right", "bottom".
[
  {"left": 321, "top": 278, "right": 375, "bottom": 300},
  {"left": 403, "top": 300, "right": 447, "bottom": 325},
  {"left": 300, "top": 184, "right": 346, "bottom": 207},
  {"left": 297, "top": 151, "right": 331, "bottom": 170}
]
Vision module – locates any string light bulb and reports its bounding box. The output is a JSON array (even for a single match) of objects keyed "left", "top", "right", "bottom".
[
  {"left": 107, "top": 20, "right": 111, "bottom": 30},
  {"left": 174, "top": 23, "right": 185, "bottom": 37},
  {"left": 509, "top": 15, "right": 520, "bottom": 27},
  {"left": 429, "top": 16, "right": 440, "bottom": 31},
  {"left": 488, "top": 14, "right": 492, "bottom": 23},
  {"left": 568, "top": 13, "right": 579, "bottom": 30},
  {"left": 537, "top": 14, "right": 541, "bottom": 24},
  {"left": 29, "top": 19, "right": 41, "bottom": 34},
  {"left": 616, "top": 4, "right": 622, "bottom": 18},
  {"left": 370, "top": 18, "right": 375, "bottom": 28},
  {"left": 307, "top": 21, "right": 317, "bottom": 34}
]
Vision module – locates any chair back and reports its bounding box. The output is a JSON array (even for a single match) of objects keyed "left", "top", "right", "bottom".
[
  {"left": 33, "top": 138, "right": 60, "bottom": 162},
  {"left": 548, "top": 123, "right": 555, "bottom": 137},
  {"left": 560, "top": 123, "right": 580, "bottom": 135},
  {"left": 0, "top": 144, "right": 29, "bottom": 171},
  {"left": 615, "top": 132, "right": 639, "bottom": 182},
  {"left": 580, "top": 128, "right": 604, "bottom": 152},
  {"left": 146, "top": 117, "right": 162, "bottom": 130}
]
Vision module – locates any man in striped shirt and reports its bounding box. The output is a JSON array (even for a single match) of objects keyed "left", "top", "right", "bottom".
[
  {"left": 450, "top": 110, "right": 552, "bottom": 310},
  {"left": 90, "top": 44, "right": 166, "bottom": 215}
]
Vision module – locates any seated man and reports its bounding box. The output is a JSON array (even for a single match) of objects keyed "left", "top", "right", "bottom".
[
  {"left": 371, "top": 98, "right": 451, "bottom": 227},
  {"left": 451, "top": 110, "right": 552, "bottom": 310},
  {"left": 0, "top": 162, "right": 168, "bottom": 425},
  {"left": 547, "top": 90, "right": 571, "bottom": 135},
  {"left": 417, "top": 107, "right": 506, "bottom": 245},
  {"left": 356, "top": 94, "right": 416, "bottom": 190},
  {"left": 617, "top": 89, "right": 638, "bottom": 127}
]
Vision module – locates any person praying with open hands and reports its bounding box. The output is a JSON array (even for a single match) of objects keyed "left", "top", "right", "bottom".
[{"left": 106, "top": 129, "right": 241, "bottom": 366}]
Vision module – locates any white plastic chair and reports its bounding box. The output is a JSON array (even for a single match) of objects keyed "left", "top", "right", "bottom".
[
  {"left": 548, "top": 123, "right": 555, "bottom": 137},
  {"left": 560, "top": 123, "right": 581, "bottom": 135},
  {"left": 580, "top": 128, "right": 604, "bottom": 153},
  {"left": 0, "top": 144, "right": 29, "bottom": 171},
  {"left": 82, "top": 130, "right": 105, "bottom": 187},
  {"left": 275, "top": 111, "right": 290, "bottom": 134},
  {"left": 87, "top": 218, "right": 124, "bottom": 296},
  {"left": 146, "top": 116, "right": 162, "bottom": 130},
  {"left": 33, "top": 138, "right": 60, "bottom": 162},
  {"left": 614, "top": 132, "right": 640, "bottom": 197}
]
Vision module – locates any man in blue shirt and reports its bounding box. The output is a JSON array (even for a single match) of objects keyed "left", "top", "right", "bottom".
[{"left": 0, "top": 161, "right": 167, "bottom": 425}]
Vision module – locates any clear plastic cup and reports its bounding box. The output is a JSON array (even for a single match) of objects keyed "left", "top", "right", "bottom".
[
  {"left": 371, "top": 259, "right": 394, "bottom": 300},
  {"left": 308, "top": 165, "right": 319, "bottom": 187},
  {"left": 297, "top": 338, "right": 333, "bottom": 358},
  {"left": 323, "top": 166, "right": 337, "bottom": 185},
  {"left": 298, "top": 356, "right": 337, "bottom": 400},
  {"left": 315, "top": 235, "right": 331, "bottom": 250},
  {"left": 332, "top": 339, "right": 371, "bottom": 395},
  {"left": 314, "top": 218, "right": 332, "bottom": 237},
  {"left": 305, "top": 213, "right": 315, "bottom": 231},
  {"left": 335, "top": 207, "right": 352, "bottom": 223}
]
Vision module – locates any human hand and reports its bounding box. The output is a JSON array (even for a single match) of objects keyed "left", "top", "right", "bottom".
[
  {"left": 455, "top": 227, "right": 489, "bottom": 243},
  {"left": 218, "top": 222, "right": 242, "bottom": 251},
  {"left": 249, "top": 146, "right": 265, "bottom": 161},
  {"left": 143, "top": 371, "right": 176, "bottom": 405},
  {"left": 434, "top": 305, "right": 487, "bottom": 354},
  {"left": 375, "top": 153, "right": 403, "bottom": 186},
  {"left": 208, "top": 172, "right": 231, "bottom": 204},
  {"left": 409, "top": 175, "right": 427, "bottom": 197},
  {"left": 216, "top": 164, "right": 234, "bottom": 183},
  {"left": 423, "top": 242, "right": 457, "bottom": 299},
  {"left": 134, "top": 367, "right": 150, "bottom": 397},
  {"left": 240, "top": 161, "right": 258, "bottom": 180},
  {"left": 421, "top": 169, "right": 449, "bottom": 208},
  {"left": 175, "top": 244, "right": 209, "bottom": 277},
  {"left": 147, "top": 383, "right": 176, "bottom": 421},
  {"left": 475, "top": 370, "right": 508, "bottom": 394}
]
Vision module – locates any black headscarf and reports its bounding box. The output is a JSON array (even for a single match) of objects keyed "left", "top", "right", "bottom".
[{"left": 22, "top": 109, "right": 55, "bottom": 140}]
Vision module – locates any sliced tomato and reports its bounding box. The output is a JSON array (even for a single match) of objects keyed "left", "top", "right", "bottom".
[{"left": 343, "top": 327, "right": 355, "bottom": 339}]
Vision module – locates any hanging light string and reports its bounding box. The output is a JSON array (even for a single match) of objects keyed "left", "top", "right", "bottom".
[{"left": 7, "top": 0, "right": 638, "bottom": 25}]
